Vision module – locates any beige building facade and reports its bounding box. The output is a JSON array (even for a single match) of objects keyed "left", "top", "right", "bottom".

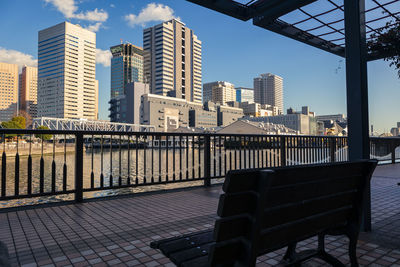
[
  {"left": 254, "top": 73, "right": 283, "bottom": 113},
  {"left": 143, "top": 19, "right": 202, "bottom": 103},
  {"left": 19, "top": 66, "right": 38, "bottom": 118},
  {"left": 203, "top": 81, "right": 236, "bottom": 105},
  {"left": 38, "top": 22, "right": 97, "bottom": 120},
  {"left": 0, "top": 62, "right": 18, "bottom": 122}
]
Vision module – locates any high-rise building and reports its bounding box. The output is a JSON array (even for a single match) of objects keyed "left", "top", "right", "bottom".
[
  {"left": 254, "top": 73, "right": 283, "bottom": 113},
  {"left": 110, "top": 43, "right": 144, "bottom": 99},
  {"left": 203, "top": 81, "right": 236, "bottom": 105},
  {"left": 236, "top": 87, "right": 254, "bottom": 103},
  {"left": 0, "top": 62, "right": 18, "bottom": 122},
  {"left": 143, "top": 19, "right": 202, "bottom": 103},
  {"left": 38, "top": 22, "right": 97, "bottom": 119},
  {"left": 94, "top": 80, "right": 99, "bottom": 120},
  {"left": 19, "top": 65, "right": 38, "bottom": 118}
]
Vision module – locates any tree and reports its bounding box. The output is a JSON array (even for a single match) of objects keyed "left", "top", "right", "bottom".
[
  {"left": 368, "top": 21, "right": 400, "bottom": 78},
  {"left": 1, "top": 116, "right": 26, "bottom": 129},
  {"left": 34, "top": 126, "right": 52, "bottom": 141},
  {"left": 16, "top": 110, "right": 32, "bottom": 128}
]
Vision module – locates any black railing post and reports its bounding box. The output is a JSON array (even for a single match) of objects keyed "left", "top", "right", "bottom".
[
  {"left": 280, "top": 136, "right": 286, "bottom": 167},
  {"left": 204, "top": 135, "right": 211, "bottom": 187},
  {"left": 330, "top": 138, "right": 337, "bottom": 162},
  {"left": 391, "top": 140, "right": 396, "bottom": 164},
  {"left": 75, "top": 133, "right": 84, "bottom": 203}
]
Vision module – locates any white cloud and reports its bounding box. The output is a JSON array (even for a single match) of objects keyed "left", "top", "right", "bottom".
[
  {"left": 96, "top": 48, "right": 111, "bottom": 67},
  {"left": 44, "top": 0, "right": 108, "bottom": 22},
  {"left": 110, "top": 4, "right": 115, "bottom": 8},
  {"left": 124, "top": 3, "right": 178, "bottom": 27},
  {"left": 0, "top": 47, "right": 37, "bottom": 71},
  {"left": 86, "top": 22, "right": 103, "bottom": 32}
]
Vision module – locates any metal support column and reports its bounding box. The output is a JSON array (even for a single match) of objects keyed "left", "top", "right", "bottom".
[{"left": 344, "top": 0, "right": 371, "bottom": 231}]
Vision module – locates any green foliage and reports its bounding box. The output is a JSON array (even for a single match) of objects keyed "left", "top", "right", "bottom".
[
  {"left": 1, "top": 116, "right": 26, "bottom": 129},
  {"left": 1, "top": 116, "right": 26, "bottom": 138},
  {"left": 35, "top": 126, "right": 53, "bottom": 141},
  {"left": 368, "top": 21, "right": 400, "bottom": 78}
]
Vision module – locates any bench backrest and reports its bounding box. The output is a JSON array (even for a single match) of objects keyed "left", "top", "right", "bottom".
[{"left": 208, "top": 160, "right": 377, "bottom": 266}]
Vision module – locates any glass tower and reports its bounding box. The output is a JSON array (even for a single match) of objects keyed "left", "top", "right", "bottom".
[{"left": 110, "top": 43, "right": 144, "bottom": 99}]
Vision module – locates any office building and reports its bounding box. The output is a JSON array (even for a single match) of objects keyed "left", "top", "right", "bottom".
[
  {"left": 204, "top": 101, "right": 243, "bottom": 127},
  {"left": 248, "top": 113, "right": 317, "bottom": 135},
  {"left": 109, "top": 82, "right": 149, "bottom": 123},
  {"left": 203, "top": 81, "right": 236, "bottom": 105},
  {"left": 0, "top": 62, "right": 18, "bottom": 122},
  {"left": 110, "top": 43, "right": 144, "bottom": 99},
  {"left": 38, "top": 22, "right": 97, "bottom": 119},
  {"left": 143, "top": 19, "right": 202, "bottom": 103},
  {"left": 316, "top": 114, "right": 346, "bottom": 122},
  {"left": 189, "top": 108, "right": 218, "bottom": 128},
  {"left": 140, "top": 95, "right": 243, "bottom": 131},
  {"left": 254, "top": 73, "right": 283, "bottom": 113},
  {"left": 236, "top": 87, "right": 254, "bottom": 103},
  {"left": 94, "top": 80, "right": 99, "bottom": 120},
  {"left": 19, "top": 66, "right": 38, "bottom": 118},
  {"left": 238, "top": 102, "right": 282, "bottom": 117}
]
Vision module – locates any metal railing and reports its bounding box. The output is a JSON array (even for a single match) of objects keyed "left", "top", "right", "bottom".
[{"left": 0, "top": 129, "right": 399, "bottom": 206}]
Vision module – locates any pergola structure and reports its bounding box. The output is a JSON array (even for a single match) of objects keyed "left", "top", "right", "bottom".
[{"left": 186, "top": 0, "right": 400, "bottom": 231}]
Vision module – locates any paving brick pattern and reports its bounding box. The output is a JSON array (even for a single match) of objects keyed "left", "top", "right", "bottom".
[{"left": 0, "top": 164, "right": 399, "bottom": 266}]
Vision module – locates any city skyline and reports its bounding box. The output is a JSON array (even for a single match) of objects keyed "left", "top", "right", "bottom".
[{"left": 0, "top": 0, "right": 399, "bottom": 133}]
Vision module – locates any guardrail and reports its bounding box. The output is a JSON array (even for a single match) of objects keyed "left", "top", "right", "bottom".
[{"left": 0, "top": 129, "right": 398, "bottom": 206}]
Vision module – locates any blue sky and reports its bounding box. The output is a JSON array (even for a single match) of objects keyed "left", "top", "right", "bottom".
[{"left": 0, "top": 0, "right": 399, "bottom": 133}]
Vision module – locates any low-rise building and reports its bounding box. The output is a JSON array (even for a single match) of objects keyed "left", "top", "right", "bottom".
[
  {"left": 189, "top": 108, "right": 218, "bottom": 128},
  {"left": 217, "top": 120, "right": 297, "bottom": 135},
  {"left": 109, "top": 82, "right": 149, "bottom": 124},
  {"left": 238, "top": 102, "right": 281, "bottom": 117},
  {"left": 247, "top": 113, "right": 317, "bottom": 135},
  {"left": 203, "top": 81, "right": 236, "bottom": 105},
  {"left": 217, "top": 105, "right": 244, "bottom": 127},
  {"left": 316, "top": 114, "right": 346, "bottom": 122},
  {"left": 236, "top": 87, "right": 254, "bottom": 103},
  {"left": 140, "top": 94, "right": 190, "bottom": 132}
]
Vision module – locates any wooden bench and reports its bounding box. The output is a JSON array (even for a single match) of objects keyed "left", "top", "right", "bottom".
[{"left": 150, "top": 160, "right": 377, "bottom": 266}]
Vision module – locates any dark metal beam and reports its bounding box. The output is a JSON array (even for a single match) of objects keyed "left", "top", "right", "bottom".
[
  {"left": 367, "top": 50, "right": 399, "bottom": 62},
  {"left": 253, "top": 0, "right": 318, "bottom": 24},
  {"left": 186, "top": 0, "right": 252, "bottom": 21},
  {"left": 254, "top": 20, "right": 345, "bottom": 57},
  {"left": 344, "top": 0, "right": 371, "bottom": 231}
]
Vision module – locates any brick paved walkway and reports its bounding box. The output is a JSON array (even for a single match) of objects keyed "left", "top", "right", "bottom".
[{"left": 0, "top": 164, "right": 399, "bottom": 266}]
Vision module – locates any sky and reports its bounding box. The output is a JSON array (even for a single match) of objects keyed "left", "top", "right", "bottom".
[{"left": 0, "top": 0, "right": 399, "bottom": 133}]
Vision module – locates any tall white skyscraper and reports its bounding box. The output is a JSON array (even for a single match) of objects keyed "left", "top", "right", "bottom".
[
  {"left": 143, "top": 19, "right": 202, "bottom": 103},
  {"left": 254, "top": 73, "right": 283, "bottom": 113},
  {"left": 38, "top": 22, "right": 97, "bottom": 119}
]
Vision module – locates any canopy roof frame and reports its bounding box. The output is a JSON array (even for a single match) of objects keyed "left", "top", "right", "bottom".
[{"left": 187, "top": 0, "right": 400, "bottom": 61}]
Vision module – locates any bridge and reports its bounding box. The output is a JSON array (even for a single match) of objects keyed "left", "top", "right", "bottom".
[{"left": 32, "top": 117, "right": 156, "bottom": 132}]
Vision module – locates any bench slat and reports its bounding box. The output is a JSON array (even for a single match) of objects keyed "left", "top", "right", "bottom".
[
  {"left": 150, "top": 230, "right": 212, "bottom": 249},
  {"left": 268, "top": 162, "right": 366, "bottom": 186},
  {"left": 181, "top": 255, "right": 209, "bottom": 267},
  {"left": 261, "top": 189, "right": 356, "bottom": 229},
  {"left": 222, "top": 169, "right": 273, "bottom": 193},
  {"left": 217, "top": 192, "right": 257, "bottom": 217},
  {"left": 214, "top": 215, "right": 251, "bottom": 242},
  {"left": 258, "top": 206, "right": 352, "bottom": 254},
  {"left": 169, "top": 242, "right": 214, "bottom": 266},
  {"left": 159, "top": 231, "right": 214, "bottom": 257},
  {"left": 264, "top": 175, "right": 361, "bottom": 207}
]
